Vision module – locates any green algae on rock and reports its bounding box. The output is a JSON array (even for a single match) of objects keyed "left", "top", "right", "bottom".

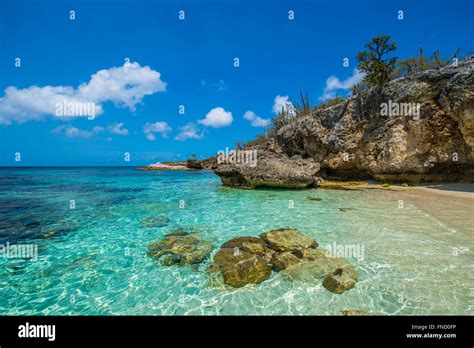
[
  {"left": 208, "top": 228, "right": 358, "bottom": 292},
  {"left": 209, "top": 248, "right": 271, "bottom": 288},
  {"left": 147, "top": 231, "right": 213, "bottom": 266},
  {"left": 259, "top": 228, "right": 317, "bottom": 252}
]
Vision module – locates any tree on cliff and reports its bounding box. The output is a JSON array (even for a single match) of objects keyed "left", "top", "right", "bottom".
[{"left": 357, "top": 35, "right": 398, "bottom": 87}]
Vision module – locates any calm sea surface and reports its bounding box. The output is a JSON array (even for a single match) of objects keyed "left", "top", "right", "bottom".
[{"left": 0, "top": 167, "right": 472, "bottom": 315}]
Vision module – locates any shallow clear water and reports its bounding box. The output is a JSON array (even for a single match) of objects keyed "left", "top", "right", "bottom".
[{"left": 0, "top": 167, "right": 472, "bottom": 315}]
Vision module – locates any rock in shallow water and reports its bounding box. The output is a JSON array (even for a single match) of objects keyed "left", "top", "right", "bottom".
[
  {"left": 147, "top": 232, "right": 213, "bottom": 266},
  {"left": 340, "top": 309, "right": 375, "bottom": 316},
  {"left": 140, "top": 215, "right": 170, "bottom": 229},
  {"left": 210, "top": 248, "right": 271, "bottom": 288},
  {"left": 207, "top": 228, "right": 358, "bottom": 292},
  {"left": 322, "top": 266, "right": 358, "bottom": 294},
  {"left": 260, "top": 228, "right": 317, "bottom": 252}
]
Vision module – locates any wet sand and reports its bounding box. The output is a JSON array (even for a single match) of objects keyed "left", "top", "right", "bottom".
[
  {"left": 319, "top": 181, "right": 474, "bottom": 233},
  {"left": 394, "top": 184, "right": 474, "bottom": 233}
]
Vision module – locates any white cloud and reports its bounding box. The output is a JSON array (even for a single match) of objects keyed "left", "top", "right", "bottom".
[
  {"left": 0, "top": 61, "right": 167, "bottom": 125},
  {"left": 320, "top": 69, "right": 364, "bottom": 101},
  {"left": 175, "top": 122, "right": 204, "bottom": 141},
  {"left": 198, "top": 107, "right": 233, "bottom": 128},
  {"left": 107, "top": 122, "right": 128, "bottom": 136},
  {"left": 243, "top": 110, "right": 270, "bottom": 127},
  {"left": 272, "top": 95, "right": 295, "bottom": 115},
  {"left": 51, "top": 125, "right": 104, "bottom": 138},
  {"left": 143, "top": 122, "right": 172, "bottom": 141}
]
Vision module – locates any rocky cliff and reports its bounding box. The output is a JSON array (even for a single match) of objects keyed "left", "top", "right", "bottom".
[{"left": 215, "top": 56, "right": 474, "bottom": 188}]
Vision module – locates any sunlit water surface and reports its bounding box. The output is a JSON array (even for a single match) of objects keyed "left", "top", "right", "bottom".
[{"left": 0, "top": 168, "right": 472, "bottom": 315}]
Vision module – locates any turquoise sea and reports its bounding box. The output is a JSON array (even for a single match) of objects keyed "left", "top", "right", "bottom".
[{"left": 0, "top": 167, "right": 472, "bottom": 315}]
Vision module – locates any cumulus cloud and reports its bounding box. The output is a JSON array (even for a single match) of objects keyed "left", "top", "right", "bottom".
[
  {"left": 243, "top": 110, "right": 270, "bottom": 127},
  {"left": 320, "top": 69, "right": 364, "bottom": 101},
  {"left": 143, "top": 122, "right": 172, "bottom": 141},
  {"left": 175, "top": 122, "right": 204, "bottom": 141},
  {"left": 51, "top": 125, "right": 104, "bottom": 138},
  {"left": 272, "top": 95, "right": 295, "bottom": 116},
  {"left": 0, "top": 61, "right": 167, "bottom": 125},
  {"left": 107, "top": 122, "right": 129, "bottom": 136},
  {"left": 198, "top": 107, "right": 233, "bottom": 128}
]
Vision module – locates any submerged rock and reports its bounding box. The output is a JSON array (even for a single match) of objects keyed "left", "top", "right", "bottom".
[
  {"left": 280, "top": 251, "right": 354, "bottom": 282},
  {"left": 339, "top": 208, "right": 355, "bottom": 212},
  {"left": 209, "top": 248, "right": 271, "bottom": 288},
  {"left": 340, "top": 310, "right": 375, "bottom": 316},
  {"left": 207, "top": 228, "right": 358, "bottom": 292},
  {"left": 140, "top": 215, "right": 170, "bottom": 228},
  {"left": 260, "top": 228, "right": 317, "bottom": 252},
  {"left": 270, "top": 251, "right": 302, "bottom": 271},
  {"left": 322, "top": 266, "right": 358, "bottom": 294},
  {"left": 147, "top": 232, "right": 212, "bottom": 266},
  {"left": 221, "top": 236, "right": 275, "bottom": 263}
]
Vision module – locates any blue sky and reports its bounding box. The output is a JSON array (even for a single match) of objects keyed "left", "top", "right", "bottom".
[{"left": 0, "top": 0, "right": 472, "bottom": 166}]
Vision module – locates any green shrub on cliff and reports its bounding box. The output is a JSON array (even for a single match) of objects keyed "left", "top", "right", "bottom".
[
  {"left": 317, "top": 96, "right": 345, "bottom": 109},
  {"left": 271, "top": 91, "right": 315, "bottom": 130},
  {"left": 357, "top": 35, "right": 398, "bottom": 87},
  {"left": 392, "top": 47, "right": 461, "bottom": 78}
]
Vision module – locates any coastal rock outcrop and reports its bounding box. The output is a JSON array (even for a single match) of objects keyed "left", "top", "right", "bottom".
[
  {"left": 214, "top": 150, "right": 320, "bottom": 188},
  {"left": 147, "top": 231, "right": 213, "bottom": 266},
  {"left": 207, "top": 228, "right": 358, "bottom": 293},
  {"left": 214, "top": 56, "right": 474, "bottom": 186}
]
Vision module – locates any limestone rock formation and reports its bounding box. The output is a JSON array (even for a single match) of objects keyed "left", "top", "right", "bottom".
[
  {"left": 214, "top": 150, "right": 320, "bottom": 188},
  {"left": 214, "top": 56, "right": 474, "bottom": 186}
]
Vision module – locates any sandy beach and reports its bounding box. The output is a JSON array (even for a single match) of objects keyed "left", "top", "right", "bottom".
[{"left": 392, "top": 183, "right": 474, "bottom": 234}]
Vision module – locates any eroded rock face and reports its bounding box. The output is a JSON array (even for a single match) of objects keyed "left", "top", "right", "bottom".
[
  {"left": 147, "top": 232, "right": 213, "bottom": 266},
  {"left": 214, "top": 150, "right": 320, "bottom": 189},
  {"left": 214, "top": 56, "right": 474, "bottom": 186},
  {"left": 207, "top": 228, "right": 358, "bottom": 293}
]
